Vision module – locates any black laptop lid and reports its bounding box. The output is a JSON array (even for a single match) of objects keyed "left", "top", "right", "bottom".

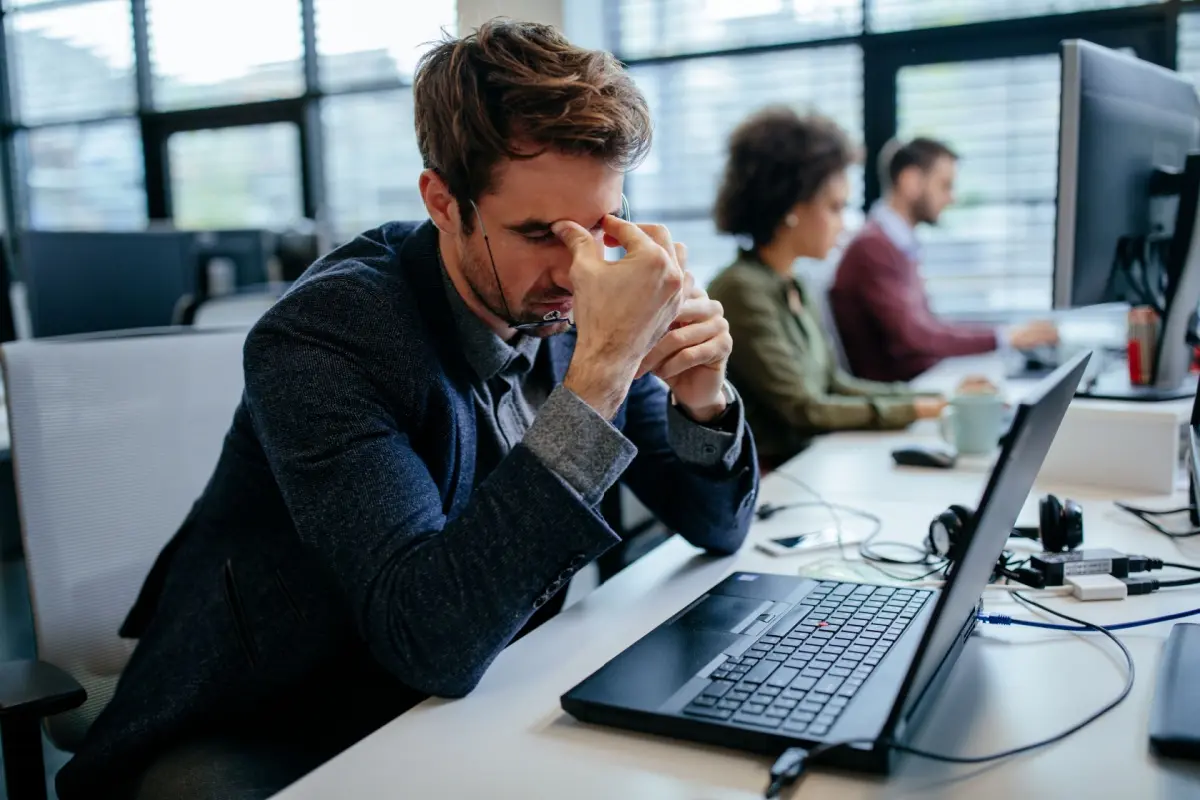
[{"left": 885, "top": 351, "right": 1091, "bottom": 735}]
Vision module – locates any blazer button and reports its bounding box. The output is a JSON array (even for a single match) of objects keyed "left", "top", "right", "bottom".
[{"left": 558, "top": 568, "right": 574, "bottom": 582}]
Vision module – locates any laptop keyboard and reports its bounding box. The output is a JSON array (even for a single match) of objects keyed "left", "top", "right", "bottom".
[{"left": 682, "top": 581, "right": 932, "bottom": 738}]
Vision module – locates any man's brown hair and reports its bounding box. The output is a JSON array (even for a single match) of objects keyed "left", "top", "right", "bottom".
[
  {"left": 881, "top": 136, "right": 958, "bottom": 190},
  {"left": 413, "top": 18, "right": 652, "bottom": 231}
]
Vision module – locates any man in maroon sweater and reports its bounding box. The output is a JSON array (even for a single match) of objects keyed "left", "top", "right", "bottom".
[{"left": 830, "top": 137, "right": 1058, "bottom": 382}]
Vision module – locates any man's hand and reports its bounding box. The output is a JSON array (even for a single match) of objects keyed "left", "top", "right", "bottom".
[
  {"left": 913, "top": 396, "right": 947, "bottom": 419},
  {"left": 636, "top": 244, "right": 732, "bottom": 423},
  {"left": 554, "top": 216, "right": 685, "bottom": 419},
  {"left": 1007, "top": 320, "right": 1059, "bottom": 350}
]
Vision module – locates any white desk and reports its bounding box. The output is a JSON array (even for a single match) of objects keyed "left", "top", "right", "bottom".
[{"left": 272, "top": 361, "right": 1200, "bottom": 800}]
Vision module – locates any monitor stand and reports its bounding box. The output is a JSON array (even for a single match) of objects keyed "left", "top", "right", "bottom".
[{"left": 1076, "top": 367, "right": 1198, "bottom": 401}]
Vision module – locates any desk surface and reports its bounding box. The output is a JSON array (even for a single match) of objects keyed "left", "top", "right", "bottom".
[{"left": 272, "top": 355, "right": 1200, "bottom": 800}]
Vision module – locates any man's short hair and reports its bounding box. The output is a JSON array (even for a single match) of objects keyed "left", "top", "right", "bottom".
[
  {"left": 413, "top": 18, "right": 652, "bottom": 231},
  {"left": 880, "top": 137, "right": 958, "bottom": 190}
]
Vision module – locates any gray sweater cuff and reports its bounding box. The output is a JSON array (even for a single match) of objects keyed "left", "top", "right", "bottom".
[
  {"left": 667, "top": 384, "right": 745, "bottom": 471},
  {"left": 522, "top": 385, "right": 637, "bottom": 507}
]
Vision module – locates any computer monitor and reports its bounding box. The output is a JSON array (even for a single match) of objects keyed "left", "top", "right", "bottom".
[
  {"left": 1054, "top": 40, "right": 1200, "bottom": 400},
  {"left": 20, "top": 231, "right": 196, "bottom": 338}
]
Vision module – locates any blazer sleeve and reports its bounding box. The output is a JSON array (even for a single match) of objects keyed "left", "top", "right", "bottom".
[
  {"left": 615, "top": 374, "right": 757, "bottom": 556},
  {"left": 242, "top": 275, "right": 621, "bottom": 699},
  {"left": 715, "top": 273, "right": 918, "bottom": 432},
  {"left": 844, "top": 237, "right": 999, "bottom": 359}
]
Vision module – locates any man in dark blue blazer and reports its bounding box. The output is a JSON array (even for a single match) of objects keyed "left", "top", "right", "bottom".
[{"left": 56, "top": 19, "right": 758, "bottom": 800}]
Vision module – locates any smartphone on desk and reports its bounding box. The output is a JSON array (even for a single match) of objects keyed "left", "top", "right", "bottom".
[{"left": 755, "top": 528, "right": 865, "bottom": 558}]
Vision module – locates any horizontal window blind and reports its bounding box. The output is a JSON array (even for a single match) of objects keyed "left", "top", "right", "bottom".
[
  {"left": 21, "top": 120, "right": 146, "bottom": 230},
  {"left": 322, "top": 90, "right": 428, "bottom": 242},
  {"left": 147, "top": 0, "right": 303, "bottom": 110},
  {"left": 1178, "top": 11, "right": 1200, "bottom": 87},
  {"left": 6, "top": 0, "right": 135, "bottom": 125},
  {"left": 614, "top": 0, "right": 862, "bottom": 60},
  {"left": 897, "top": 54, "right": 1060, "bottom": 315},
  {"left": 868, "top": 0, "right": 1160, "bottom": 33},
  {"left": 314, "top": 0, "right": 455, "bottom": 91},
  {"left": 627, "top": 45, "right": 864, "bottom": 288}
]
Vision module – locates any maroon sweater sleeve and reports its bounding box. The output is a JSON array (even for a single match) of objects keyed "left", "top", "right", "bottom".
[{"left": 846, "top": 234, "right": 998, "bottom": 359}]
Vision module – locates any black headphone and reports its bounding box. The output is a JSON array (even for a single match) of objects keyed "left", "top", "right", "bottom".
[{"left": 926, "top": 494, "right": 1083, "bottom": 562}]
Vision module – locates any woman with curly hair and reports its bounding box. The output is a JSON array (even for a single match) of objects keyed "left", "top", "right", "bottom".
[{"left": 708, "top": 107, "right": 945, "bottom": 468}]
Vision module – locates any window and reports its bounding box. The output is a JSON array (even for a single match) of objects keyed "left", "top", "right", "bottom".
[
  {"left": 322, "top": 91, "right": 427, "bottom": 241},
  {"left": 314, "top": 0, "right": 456, "bottom": 91},
  {"left": 868, "top": 0, "right": 1160, "bottom": 33},
  {"left": 897, "top": 55, "right": 1060, "bottom": 315},
  {"left": 1178, "top": 11, "right": 1200, "bottom": 86},
  {"left": 613, "top": 0, "right": 861, "bottom": 59},
  {"left": 626, "top": 46, "right": 864, "bottom": 286},
  {"left": 147, "top": 0, "right": 304, "bottom": 110},
  {"left": 21, "top": 120, "right": 146, "bottom": 230},
  {"left": 168, "top": 124, "right": 303, "bottom": 229},
  {"left": 5, "top": 0, "right": 136, "bottom": 124}
]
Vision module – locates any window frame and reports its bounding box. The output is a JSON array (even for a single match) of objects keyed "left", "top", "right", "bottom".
[{"left": 609, "top": 1, "right": 1185, "bottom": 315}]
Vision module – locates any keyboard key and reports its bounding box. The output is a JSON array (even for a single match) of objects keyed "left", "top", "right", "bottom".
[
  {"left": 798, "top": 700, "right": 825, "bottom": 714},
  {"left": 701, "top": 680, "right": 735, "bottom": 699},
  {"left": 829, "top": 667, "right": 852, "bottom": 678},
  {"left": 684, "top": 704, "right": 733, "bottom": 719},
  {"left": 789, "top": 710, "right": 817, "bottom": 723},
  {"left": 882, "top": 634, "right": 900, "bottom": 643},
  {"left": 828, "top": 696, "right": 849, "bottom": 709},
  {"left": 742, "top": 702, "right": 767, "bottom": 715},
  {"left": 718, "top": 698, "right": 741, "bottom": 709},
  {"left": 744, "top": 660, "right": 780, "bottom": 685},
  {"left": 836, "top": 684, "right": 858, "bottom": 698},
  {"left": 864, "top": 657, "right": 881, "bottom": 667},
  {"left": 765, "top": 652, "right": 788, "bottom": 662},
  {"left": 782, "top": 719, "right": 809, "bottom": 734},
  {"left": 810, "top": 659, "right": 835, "bottom": 670},
  {"left": 808, "top": 724, "right": 830, "bottom": 737},
  {"left": 821, "top": 646, "right": 846, "bottom": 657},
  {"left": 764, "top": 706, "right": 789, "bottom": 719},
  {"left": 759, "top": 635, "right": 781, "bottom": 645},
  {"left": 814, "top": 713, "right": 837, "bottom": 727},
  {"left": 865, "top": 624, "right": 887, "bottom": 633},
  {"left": 767, "top": 667, "right": 800, "bottom": 688},
  {"left": 798, "top": 645, "right": 822, "bottom": 655},
  {"left": 692, "top": 695, "right": 718, "bottom": 707},
  {"left": 847, "top": 644, "right": 870, "bottom": 654},
  {"left": 759, "top": 685, "right": 782, "bottom": 697},
  {"left": 814, "top": 676, "right": 843, "bottom": 695},
  {"left": 785, "top": 656, "right": 812, "bottom": 669},
  {"left": 728, "top": 690, "right": 750, "bottom": 702},
  {"left": 774, "top": 645, "right": 796, "bottom": 655},
  {"left": 801, "top": 667, "right": 825, "bottom": 679},
  {"left": 831, "top": 584, "right": 854, "bottom": 596},
  {"left": 774, "top": 698, "right": 798, "bottom": 710},
  {"left": 842, "top": 625, "right": 863, "bottom": 634},
  {"left": 790, "top": 675, "right": 818, "bottom": 691},
  {"left": 734, "top": 712, "right": 781, "bottom": 728},
  {"left": 851, "top": 668, "right": 871, "bottom": 679},
  {"left": 807, "top": 691, "right": 832, "bottom": 704}
]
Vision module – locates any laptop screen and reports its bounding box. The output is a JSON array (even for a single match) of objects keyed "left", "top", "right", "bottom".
[{"left": 886, "top": 352, "right": 1092, "bottom": 734}]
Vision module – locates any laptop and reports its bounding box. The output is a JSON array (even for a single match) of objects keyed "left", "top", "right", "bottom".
[{"left": 561, "top": 351, "right": 1092, "bottom": 773}]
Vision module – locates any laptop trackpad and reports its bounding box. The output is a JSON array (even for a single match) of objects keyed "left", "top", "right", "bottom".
[
  {"left": 567, "top": 624, "right": 739, "bottom": 710},
  {"left": 675, "top": 594, "right": 768, "bottom": 633}
]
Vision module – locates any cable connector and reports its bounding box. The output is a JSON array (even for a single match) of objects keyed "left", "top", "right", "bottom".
[
  {"left": 1122, "top": 576, "right": 1160, "bottom": 595},
  {"left": 1127, "top": 555, "right": 1164, "bottom": 573},
  {"left": 764, "top": 747, "right": 810, "bottom": 798},
  {"left": 977, "top": 612, "right": 1014, "bottom": 625}
]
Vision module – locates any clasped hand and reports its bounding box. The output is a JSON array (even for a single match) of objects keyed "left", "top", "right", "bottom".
[{"left": 553, "top": 215, "right": 732, "bottom": 422}]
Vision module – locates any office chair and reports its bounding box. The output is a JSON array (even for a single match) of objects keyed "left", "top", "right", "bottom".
[
  {"left": 0, "top": 328, "right": 248, "bottom": 800},
  {"left": 189, "top": 283, "right": 287, "bottom": 329}
]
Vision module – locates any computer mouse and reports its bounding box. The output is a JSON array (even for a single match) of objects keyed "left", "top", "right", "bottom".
[{"left": 891, "top": 445, "right": 958, "bottom": 469}]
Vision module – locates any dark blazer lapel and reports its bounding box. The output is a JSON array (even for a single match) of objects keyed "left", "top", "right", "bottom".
[{"left": 397, "top": 221, "right": 476, "bottom": 517}]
